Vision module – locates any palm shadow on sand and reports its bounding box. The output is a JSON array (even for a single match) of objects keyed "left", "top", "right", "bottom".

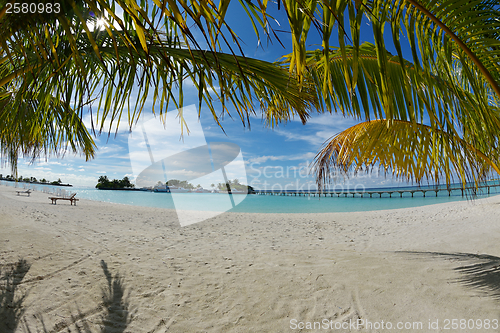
[
  {"left": 54, "top": 260, "right": 131, "bottom": 333},
  {"left": 46, "top": 260, "right": 132, "bottom": 333},
  {"left": 400, "top": 251, "right": 500, "bottom": 300},
  {"left": 1, "top": 258, "right": 131, "bottom": 333},
  {"left": 99, "top": 260, "right": 131, "bottom": 333},
  {"left": 0, "top": 259, "right": 31, "bottom": 333}
]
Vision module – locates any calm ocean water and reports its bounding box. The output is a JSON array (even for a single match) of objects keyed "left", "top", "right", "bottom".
[
  {"left": 4, "top": 181, "right": 499, "bottom": 213},
  {"left": 4, "top": 180, "right": 498, "bottom": 213}
]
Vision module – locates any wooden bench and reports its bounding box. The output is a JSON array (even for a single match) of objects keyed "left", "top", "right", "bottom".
[
  {"left": 16, "top": 189, "right": 31, "bottom": 197},
  {"left": 49, "top": 193, "right": 79, "bottom": 205}
]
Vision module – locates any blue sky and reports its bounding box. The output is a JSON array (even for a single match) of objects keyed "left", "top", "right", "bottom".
[{"left": 0, "top": 2, "right": 412, "bottom": 190}]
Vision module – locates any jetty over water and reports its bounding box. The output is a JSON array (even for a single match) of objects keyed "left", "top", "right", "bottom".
[{"left": 255, "top": 182, "right": 500, "bottom": 198}]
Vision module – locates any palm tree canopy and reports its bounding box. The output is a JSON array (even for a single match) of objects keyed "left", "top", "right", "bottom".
[
  {"left": 1, "top": 0, "right": 500, "bottom": 189},
  {"left": 277, "top": 0, "right": 500, "bottom": 189},
  {"left": 299, "top": 41, "right": 500, "bottom": 188},
  {"left": 0, "top": 0, "right": 315, "bottom": 171}
]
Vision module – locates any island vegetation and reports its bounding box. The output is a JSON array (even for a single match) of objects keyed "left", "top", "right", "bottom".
[
  {"left": 0, "top": 174, "right": 70, "bottom": 186},
  {"left": 215, "top": 179, "right": 255, "bottom": 194},
  {"left": 144, "top": 178, "right": 254, "bottom": 193},
  {"left": 165, "top": 179, "right": 196, "bottom": 190},
  {"left": 95, "top": 176, "right": 135, "bottom": 190}
]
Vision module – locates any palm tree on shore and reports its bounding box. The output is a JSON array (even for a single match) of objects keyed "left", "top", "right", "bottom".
[{"left": 1, "top": 0, "right": 500, "bottom": 190}]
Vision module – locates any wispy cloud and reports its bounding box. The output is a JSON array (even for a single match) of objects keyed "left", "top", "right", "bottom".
[
  {"left": 273, "top": 113, "right": 361, "bottom": 146},
  {"left": 247, "top": 152, "right": 315, "bottom": 164},
  {"left": 273, "top": 128, "right": 332, "bottom": 146}
]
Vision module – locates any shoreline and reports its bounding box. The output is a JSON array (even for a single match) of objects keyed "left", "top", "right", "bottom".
[
  {"left": 2, "top": 185, "right": 500, "bottom": 332},
  {"left": 0, "top": 179, "right": 73, "bottom": 187},
  {"left": 0, "top": 185, "right": 500, "bottom": 216},
  {"left": 6, "top": 182, "right": 500, "bottom": 215}
]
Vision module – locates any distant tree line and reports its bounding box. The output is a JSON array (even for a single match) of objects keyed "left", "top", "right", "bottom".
[
  {"left": 0, "top": 174, "right": 64, "bottom": 185},
  {"left": 164, "top": 179, "right": 197, "bottom": 190},
  {"left": 215, "top": 179, "right": 254, "bottom": 193},
  {"left": 96, "top": 176, "right": 135, "bottom": 189},
  {"left": 153, "top": 179, "right": 204, "bottom": 189},
  {"left": 157, "top": 179, "right": 253, "bottom": 193}
]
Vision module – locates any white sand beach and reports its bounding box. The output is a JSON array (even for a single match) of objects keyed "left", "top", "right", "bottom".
[{"left": 2, "top": 185, "right": 500, "bottom": 332}]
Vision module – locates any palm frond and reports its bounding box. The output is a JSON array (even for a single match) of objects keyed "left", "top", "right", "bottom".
[
  {"left": 0, "top": 2, "right": 316, "bottom": 169},
  {"left": 0, "top": 88, "right": 96, "bottom": 175},
  {"left": 281, "top": 40, "right": 500, "bottom": 188},
  {"left": 312, "top": 119, "right": 500, "bottom": 191},
  {"left": 2, "top": 0, "right": 500, "bottom": 188}
]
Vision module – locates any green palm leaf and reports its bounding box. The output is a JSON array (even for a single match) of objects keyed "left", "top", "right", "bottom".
[
  {"left": 312, "top": 119, "right": 500, "bottom": 190},
  {"left": 0, "top": 1, "right": 316, "bottom": 172},
  {"left": 0, "top": 88, "right": 96, "bottom": 173},
  {"left": 302, "top": 42, "right": 500, "bottom": 189},
  {"left": 2, "top": 0, "right": 500, "bottom": 189}
]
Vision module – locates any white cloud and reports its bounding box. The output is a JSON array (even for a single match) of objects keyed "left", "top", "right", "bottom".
[
  {"left": 248, "top": 152, "right": 316, "bottom": 164},
  {"left": 166, "top": 169, "right": 206, "bottom": 179},
  {"left": 82, "top": 112, "right": 133, "bottom": 134},
  {"left": 37, "top": 161, "right": 64, "bottom": 166},
  {"left": 274, "top": 128, "right": 333, "bottom": 146},
  {"left": 34, "top": 167, "right": 52, "bottom": 171},
  {"left": 306, "top": 112, "right": 359, "bottom": 127},
  {"left": 283, "top": 113, "right": 361, "bottom": 145}
]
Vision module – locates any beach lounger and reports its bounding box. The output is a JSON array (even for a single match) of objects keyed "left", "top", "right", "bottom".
[
  {"left": 16, "top": 189, "right": 31, "bottom": 197},
  {"left": 49, "top": 193, "right": 79, "bottom": 205}
]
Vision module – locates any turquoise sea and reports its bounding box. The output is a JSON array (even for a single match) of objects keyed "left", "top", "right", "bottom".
[{"left": 5, "top": 181, "right": 499, "bottom": 213}]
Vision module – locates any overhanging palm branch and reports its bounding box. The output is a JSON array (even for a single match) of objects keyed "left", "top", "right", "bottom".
[
  {"left": 2, "top": 0, "right": 500, "bottom": 188},
  {"left": 312, "top": 120, "right": 500, "bottom": 191},
  {"left": 283, "top": 43, "right": 500, "bottom": 125},
  {"left": 3, "top": 0, "right": 500, "bottom": 121},
  {"left": 0, "top": 0, "right": 314, "bottom": 127},
  {"left": 0, "top": 88, "right": 96, "bottom": 172},
  {"left": 304, "top": 42, "right": 500, "bottom": 189},
  {"left": 275, "top": 0, "right": 500, "bottom": 103},
  {"left": 0, "top": 1, "right": 316, "bottom": 173},
  {"left": 279, "top": 0, "right": 500, "bottom": 189}
]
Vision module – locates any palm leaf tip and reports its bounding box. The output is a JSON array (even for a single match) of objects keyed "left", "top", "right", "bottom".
[{"left": 313, "top": 120, "right": 500, "bottom": 192}]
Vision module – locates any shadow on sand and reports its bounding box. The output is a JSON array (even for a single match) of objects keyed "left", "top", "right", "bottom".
[
  {"left": 99, "top": 259, "right": 131, "bottom": 333},
  {"left": 400, "top": 251, "right": 500, "bottom": 300},
  {"left": 0, "top": 259, "right": 31, "bottom": 333},
  {"left": 1, "top": 258, "right": 131, "bottom": 333}
]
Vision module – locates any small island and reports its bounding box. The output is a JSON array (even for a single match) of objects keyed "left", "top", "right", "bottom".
[
  {"left": 95, "top": 176, "right": 138, "bottom": 190},
  {"left": 214, "top": 179, "right": 255, "bottom": 194},
  {"left": 0, "top": 174, "right": 72, "bottom": 186},
  {"left": 154, "top": 178, "right": 254, "bottom": 194},
  {"left": 95, "top": 176, "right": 254, "bottom": 193}
]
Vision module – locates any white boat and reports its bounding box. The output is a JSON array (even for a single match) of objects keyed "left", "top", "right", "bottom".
[
  {"left": 153, "top": 184, "right": 169, "bottom": 192},
  {"left": 192, "top": 187, "right": 210, "bottom": 193},
  {"left": 167, "top": 185, "right": 190, "bottom": 193},
  {"left": 153, "top": 184, "right": 189, "bottom": 193}
]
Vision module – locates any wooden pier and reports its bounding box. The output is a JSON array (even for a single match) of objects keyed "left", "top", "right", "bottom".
[{"left": 255, "top": 183, "right": 500, "bottom": 198}]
